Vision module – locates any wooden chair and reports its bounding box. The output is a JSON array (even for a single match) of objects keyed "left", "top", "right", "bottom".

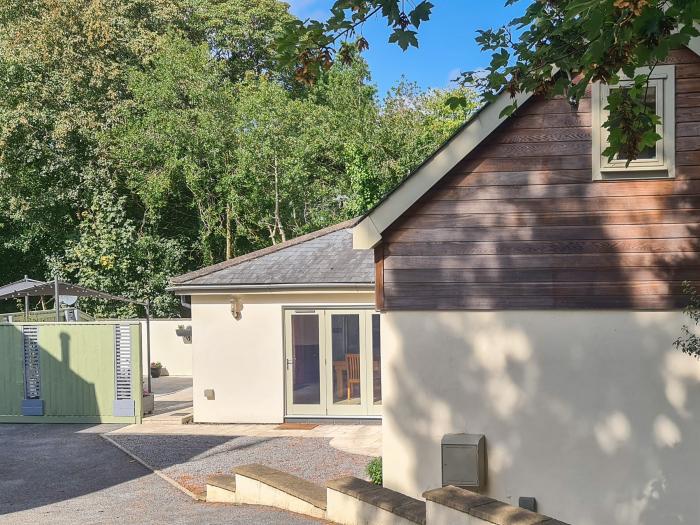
[{"left": 346, "top": 354, "right": 361, "bottom": 400}]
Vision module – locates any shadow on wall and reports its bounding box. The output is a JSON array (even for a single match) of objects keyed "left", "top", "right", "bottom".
[
  {"left": 383, "top": 183, "right": 700, "bottom": 524},
  {"left": 379, "top": 76, "right": 700, "bottom": 524},
  {"left": 384, "top": 311, "right": 700, "bottom": 525}
]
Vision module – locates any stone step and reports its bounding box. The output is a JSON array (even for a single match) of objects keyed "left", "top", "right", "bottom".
[
  {"left": 327, "top": 476, "right": 426, "bottom": 525},
  {"left": 233, "top": 464, "right": 327, "bottom": 519},
  {"left": 142, "top": 408, "right": 193, "bottom": 425},
  {"left": 206, "top": 474, "right": 237, "bottom": 503}
]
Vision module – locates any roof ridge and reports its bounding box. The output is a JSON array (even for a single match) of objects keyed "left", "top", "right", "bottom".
[{"left": 170, "top": 217, "right": 362, "bottom": 285}]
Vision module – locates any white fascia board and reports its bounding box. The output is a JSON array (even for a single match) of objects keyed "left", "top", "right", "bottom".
[
  {"left": 352, "top": 89, "right": 533, "bottom": 249},
  {"left": 688, "top": 35, "right": 700, "bottom": 56}
]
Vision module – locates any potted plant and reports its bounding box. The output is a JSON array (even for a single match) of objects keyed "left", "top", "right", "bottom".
[{"left": 150, "top": 361, "right": 162, "bottom": 378}]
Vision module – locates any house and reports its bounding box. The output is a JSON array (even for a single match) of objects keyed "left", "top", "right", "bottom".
[
  {"left": 351, "top": 44, "right": 700, "bottom": 523},
  {"left": 168, "top": 218, "right": 380, "bottom": 424}
]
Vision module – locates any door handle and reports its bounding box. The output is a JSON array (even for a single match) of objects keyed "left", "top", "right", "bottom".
[{"left": 286, "top": 358, "right": 294, "bottom": 369}]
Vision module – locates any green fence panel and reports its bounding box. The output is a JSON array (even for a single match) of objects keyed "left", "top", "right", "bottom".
[
  {"left": 0, "top": 322, "right": 142, "bottom": 423},
  {"left": 38, "top": 324, "right": 117, "bottom": 417},
  {"left": 0, "top": 325, "right": 24, "bottom": 415}
]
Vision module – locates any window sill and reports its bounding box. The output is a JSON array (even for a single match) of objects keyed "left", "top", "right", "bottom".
[{"left": 594, "top": 168, "right": 673, "bottom": 181}]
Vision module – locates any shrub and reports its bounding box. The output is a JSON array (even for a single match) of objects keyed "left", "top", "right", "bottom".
[{"left": 366, "top": 457, "right": 382, "bottom": 485}]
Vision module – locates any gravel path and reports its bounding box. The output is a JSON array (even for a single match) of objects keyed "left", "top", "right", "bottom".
[
  {"left": 0, "top": 424, "right": 324, "bottom": 525},
  {"left": 108, "top": 433, "right": 370, "bottom": 497}
]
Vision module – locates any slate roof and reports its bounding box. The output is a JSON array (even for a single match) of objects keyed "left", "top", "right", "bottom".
[{"left": 169, "top": 218, "right": 374, "bottom": 290}]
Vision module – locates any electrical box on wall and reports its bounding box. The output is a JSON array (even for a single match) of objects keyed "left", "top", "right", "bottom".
[{"left": 441, "top": 434, "right": 486, "bottom": 490}]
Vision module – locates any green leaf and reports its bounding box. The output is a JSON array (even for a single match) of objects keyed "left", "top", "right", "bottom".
[
  {"left": 409, "top": 1, "right": 433, "bottom": 28},
  {"left": 389, "top": 29, "right": 419, "bottom": 51},
  {"left": 498, "top": 102, "right": 517, "bottom": 118}
]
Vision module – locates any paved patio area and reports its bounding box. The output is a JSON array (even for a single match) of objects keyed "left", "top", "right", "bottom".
[
  {"left": 111, "top": 422, "right": 381, "bottom": 456},
  {"left": 145, "top": 375, "right": 193, "bottom": 420}
]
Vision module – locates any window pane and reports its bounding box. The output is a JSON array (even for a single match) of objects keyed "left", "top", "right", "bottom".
[
  {"left": 331, "top": 314, "right": 361, "bottom": 405},
  {"left": 613, "top": 86, "right": 657, "bottom": 160},
  {"left": 291, "top": 315, "right": 320, "bottom": 405},
  {"left": 372, "top": 314, "right": 382, "bottom": 405}
]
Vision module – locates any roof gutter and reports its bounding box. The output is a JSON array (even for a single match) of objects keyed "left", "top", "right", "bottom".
[{"left": 167, "top": 282, "right": 375, "bottom": 295}]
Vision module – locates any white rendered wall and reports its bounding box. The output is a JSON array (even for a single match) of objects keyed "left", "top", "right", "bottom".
[
  {"left": 191, "top": 291, "right": 374, "bottom": 424},
  {"left": 140, "top": 319, "right": 192, "bottom": 376},
  {"left": 381, "top": 310, "right": 700, "bottom": 525}
]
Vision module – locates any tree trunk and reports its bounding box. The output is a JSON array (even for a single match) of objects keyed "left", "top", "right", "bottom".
[
  {"left": 225, "top": 204, "right": 233, "bottom": 260},
  {"left": 273, "top": 157, "right": 286, "bottom": 243}
]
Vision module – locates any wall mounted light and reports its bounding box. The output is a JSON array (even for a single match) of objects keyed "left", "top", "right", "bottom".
[
  {"left": 230, "top": 297, "right": 243, "bottom": 320},
  {"left": 175, "top": 324, "right": 192, "bottom": 344}
]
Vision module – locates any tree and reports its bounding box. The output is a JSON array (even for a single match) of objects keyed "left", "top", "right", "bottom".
[
  {"left": 0, "top": 0, "right": 296, "bottom": 314},
  {"left": 110, "top": 34, "right": 237, "bottom": 265},
  {"left": 345, "top": 81, "right": 478, "bottom": 216},
  {"left": 186, "top": 0, "right": 296, "bottom": 82},
  {"left": 231, "top": 76, "right": 329, "bottom": 247},
  {"left": 278, "top": 0, "right": 700, "bottom": 161},
  {"left": 0, "top": 0, "right": 480, "bottom": 318},
  {"left": 0, "top": 0, "right": 183, "bottom": 309},
  {"left": 50, "top": 190, "right": 185, "bottom": 318}
]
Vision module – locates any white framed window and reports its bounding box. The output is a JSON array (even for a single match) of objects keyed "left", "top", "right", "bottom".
[{"left": 592, "top": 64, "right": 675, "bottom": 179}]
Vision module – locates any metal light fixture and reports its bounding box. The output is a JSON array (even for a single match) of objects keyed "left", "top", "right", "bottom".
[{"left": 230, "top": 297, "right": 243, "bottom": 320}]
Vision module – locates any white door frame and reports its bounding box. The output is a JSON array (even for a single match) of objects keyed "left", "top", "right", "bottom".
[{"left": 283, "top": 306, "right": 381, "bottom": 418}]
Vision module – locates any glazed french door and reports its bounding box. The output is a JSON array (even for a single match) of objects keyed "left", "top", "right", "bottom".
[{"left": 284, "top": 309, "right": 381, "bottom": 417}]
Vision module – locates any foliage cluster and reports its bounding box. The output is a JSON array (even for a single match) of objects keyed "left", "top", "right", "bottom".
[
  {"left": 366, "top": 456, "right": 382, "bottom": 485},
  {"left": 279, "top": 0, "right": 700, "bottom": 163},
  {"left": 0, "top": 0, "right": 477, "bottom": 317}
]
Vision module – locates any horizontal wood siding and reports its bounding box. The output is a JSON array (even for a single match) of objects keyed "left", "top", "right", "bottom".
[{"left": 380, "top": 48, "right": 700, "bottom": 310}]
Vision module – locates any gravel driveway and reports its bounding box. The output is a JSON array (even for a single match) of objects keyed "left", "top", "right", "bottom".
[
  {"left": 0, "top": 424, "right": 324, "bottom": 524},
  {"left": 108, "top": 433, "right": 370, "bottom": 498}
]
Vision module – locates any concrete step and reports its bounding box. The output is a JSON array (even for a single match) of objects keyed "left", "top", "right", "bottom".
[
  {"left": 142, "top": 407, "right": 193, "bottom": 425},
  {"left": 327, "top": 476, "right": 426, "bottom": 525},
  {"left": 229, "top": 464, "right": 327, "bottom": 519},
  {"left": 206, "top": 474, "right": 237, "bottom": 503}
]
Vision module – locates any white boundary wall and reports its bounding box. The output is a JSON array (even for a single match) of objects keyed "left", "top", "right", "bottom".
[
  {"left": 381, "top": 310, "right": 700, "bottom": 525},
  {"left": 140, "top": 319, "right": 192, "bottom": 376}
]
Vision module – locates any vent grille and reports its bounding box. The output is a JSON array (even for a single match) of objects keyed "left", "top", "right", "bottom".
[
  {"left": 22, "top": 326, "right": 41, "bottom": 399},
  {"left": 114, "top": 325, "right": 132, "bottom": 400}
]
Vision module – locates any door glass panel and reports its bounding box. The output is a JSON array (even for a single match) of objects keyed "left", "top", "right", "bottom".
[
  {"left": 331, "top": 314, "right": 361, "bottom": 405},
  {"left": 291, "top": 315, "right": 320, "bottom": 405},
  {"left": 372, "top": 314, "right": 381, "bottom": 405}
]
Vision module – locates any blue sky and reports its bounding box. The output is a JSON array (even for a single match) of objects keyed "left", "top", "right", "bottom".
[{"left": 286, "top": 1, "right": 529, "bottom": 96}]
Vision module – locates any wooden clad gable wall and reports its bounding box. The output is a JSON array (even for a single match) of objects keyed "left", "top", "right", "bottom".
[{"left": 378, "top": 48, "right": 700, "bottom": 310}]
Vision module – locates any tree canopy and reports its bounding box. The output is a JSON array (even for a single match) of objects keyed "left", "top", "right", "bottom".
[
  {"left": 279, "top": 0, "right": 700, "bottom": 162},
  {"left": 0, "top": 0, "right": 478, "bottom": 317}
]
